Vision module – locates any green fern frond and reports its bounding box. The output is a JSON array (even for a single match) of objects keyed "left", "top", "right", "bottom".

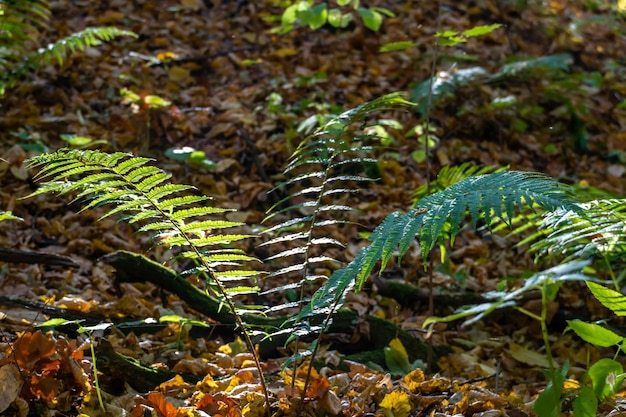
[
  {"left": 28, "top": 149, "right": 259, "bottom": 300},
  {"left": 37, "top": 26, "right": 137, "bottom": 65},
  {"left": 263, "top": 93, "right": 412, "bottom": 321},
  {"left": 260, "top": 93, "right": 413, "bottom": 352},
  {"left": 0, "top": 0, "right": 50, "bottom": 71},
  {"left": 329, "top": 170, "right": 581, "bottom": 293}
]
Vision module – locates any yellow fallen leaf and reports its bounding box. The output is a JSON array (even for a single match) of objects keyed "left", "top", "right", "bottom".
[
  {"left": 380, "top": 390, "right": 412, "bottom": 417},
  {"left": 273, "top": 48, "right": 298, "bottom": 57},
  {"left": 403, "top": 368, "right": 425, "bottom": 391},
  {"left": 389, "top": 338, "right": 408, "bottom": 358}
]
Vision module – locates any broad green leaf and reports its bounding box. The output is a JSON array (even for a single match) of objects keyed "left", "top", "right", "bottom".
[
  {"left": 384, "top": 345, "right": 411, "bottom": 375},
  {"left": 588, "top": 358, "right": 624, "bottom": 400},
  {"left": 572, "top": 385, "right": 598, "bottom": 417},
  {"left": 567, "top": 320, "right": 624, "bottom": 347},
  {"left": 462, "top": 24, "right": 502, "bottom": 38},
  {"left": 436, "top": 30, "right": 458, "bottom": 38},
  {"left": 587, "top": 281, "right": 626, "bottom": 316},
  {"left": 307, "top": 3, "right": 327, "bottom": 30},
  {"left": 534, "top": 362, "right": 569, "bottom": 417},
  {"left": 60, "top": 134, "right": 95, "bottom": 147},
  {"left": 337, "top": 0, "right": 351, "bottom": 5},
  {"left": 357, "top": 7, "right": 382, "bottom": 31},
  {"left": 281, "top": 3, "right": 299, "bottom": 26},
  {"left": 144, "top": 95, "right": 170, "bottom": 108},
  {"left": 37, "top": 318, "right": 82, "bottom": 327},
  {"left": 327, "top": 8, "right": 342, "bottom": 27}
]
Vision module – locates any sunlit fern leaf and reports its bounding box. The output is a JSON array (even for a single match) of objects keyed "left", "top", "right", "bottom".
[
  {"left": 27, "top": 149, "right": 260, "bottom": 302},
  {"left": 0, "top": 211, "right": 22, "bottom": 222},
  {"left": 423, "top": 260, "right": 592, "bottom": 327},
  {"left": 412, "top": 162, "right": 504, "bottom": 203},
  {"left": 529, "top": 199, "right": 626, "bottom": 263},
  {"left": 262, "top": 93, "right": 413, "bottom": 337}
]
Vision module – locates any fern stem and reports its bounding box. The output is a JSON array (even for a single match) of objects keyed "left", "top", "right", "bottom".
[
  {"left": 296, "top": 291, "right": 345, "bottom": 417},
  {"left": 292, "top": 134, "right": 347, "bottom": 401},
  {"left": 540, "top": 284, "right": 555, "bottom": 371},
  {"left": 90, "top": 338, "right": 105, "bottom": 413},
  {"left": 423, "top": 0, "right": 442, "bottom": 195},
  {"left": 124, "top": 177, "right": 272, "bottom": 414},
  {"left": 422, "top": 0, "right": 442, "bottom": 374}
]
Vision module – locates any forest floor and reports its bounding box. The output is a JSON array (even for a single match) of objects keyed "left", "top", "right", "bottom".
[{"left": 1, "top": 0, "right": 626, "bottom": 416}]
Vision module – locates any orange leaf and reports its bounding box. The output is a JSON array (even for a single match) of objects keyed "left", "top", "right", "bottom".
[
  {"left": 13, "top": 331, "right": 57, "bottom": 368},
  {"left": 30, "top": 374, "right": 62, "bottom": 402},
  {"left": 196, "top": 393, "right": 242, "bottom": 417},
  {"left": 145, "top": 392, "right": 178, "bottom": 417},
  {"left": 306, "top": 376, "right": 330, "bottom": 399}
]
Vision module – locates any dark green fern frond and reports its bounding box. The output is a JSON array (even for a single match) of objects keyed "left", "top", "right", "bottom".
[
  {"left": 322, "top": 170, "right": 581, "bottom": 293},
  {"left": 413, "top": 170, "right": 579, "bottom": 259},
  {"left": 28, "top": 149, "right": 260, "bottom": 299}
]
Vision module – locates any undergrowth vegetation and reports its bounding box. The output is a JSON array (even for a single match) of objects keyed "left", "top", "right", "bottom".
[{"left": 3, "top": 0, "right": 626, "bottom": 416}]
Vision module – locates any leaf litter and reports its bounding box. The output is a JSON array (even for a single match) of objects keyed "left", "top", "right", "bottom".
[{"left": 0, "top": 0, "right": 626, "bottom": 416}]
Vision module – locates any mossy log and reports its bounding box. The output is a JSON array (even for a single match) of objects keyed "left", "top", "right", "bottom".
[
  {"left": 100, "top": 250, "right": 431, "bottom": 360},
  {"left": 96, "top": 338, "right": 201, "bottom": 392}
]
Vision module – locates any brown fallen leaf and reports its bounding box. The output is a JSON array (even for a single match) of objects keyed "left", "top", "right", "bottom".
[{"left": 0, "top": 364, "right": 22, "bottom": 413}]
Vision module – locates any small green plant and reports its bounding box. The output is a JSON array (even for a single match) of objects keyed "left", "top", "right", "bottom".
[
  {"left": 164, "top": 146, "right": 217, "bottom": 170},
  {"left": 563, "top": 282, "right": 626, "bottom": 416},
  {"left": 274, "top": 0, "right": 394, "bottom": 33}
]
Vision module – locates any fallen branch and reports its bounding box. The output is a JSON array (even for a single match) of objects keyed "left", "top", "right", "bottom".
[
  {"left": 100, "top": 250, "right": 431, "bottom": 360},
  {"left": 0, "top": 247, "right": 79, "bottom": 268}
]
